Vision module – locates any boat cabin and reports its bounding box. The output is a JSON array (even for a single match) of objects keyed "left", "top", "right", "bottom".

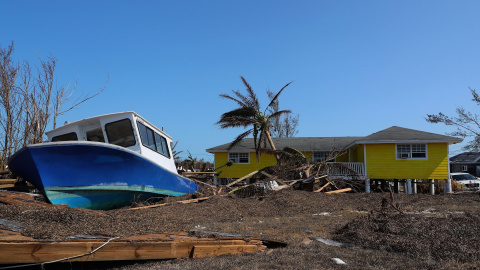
[{"left": 45, "top": 112, "right": 177, "bottom": 173}]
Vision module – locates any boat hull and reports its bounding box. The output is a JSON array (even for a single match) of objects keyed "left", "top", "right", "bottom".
[{"left": 8, "top": 142, "right": 199, "bottom": 210}]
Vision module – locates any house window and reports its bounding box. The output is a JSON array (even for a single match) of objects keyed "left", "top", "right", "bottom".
[
  {"left": 313, "top": 151, "right": 335, "bottom": 162},
  {"left": 229, "top": 153, "right": 249, "bottom": 164},
  {"left": 396, "top": 144, "right": 427, "bottom": 159},
  {"left": 462, "top": 165, "right": 468, "bottom": 172}
]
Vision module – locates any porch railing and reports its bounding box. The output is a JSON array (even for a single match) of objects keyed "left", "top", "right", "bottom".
[{"left": 324, "top": 162, "right": 365, "bottom": 178}]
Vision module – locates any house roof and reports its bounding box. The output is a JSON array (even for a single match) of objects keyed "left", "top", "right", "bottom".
[
  {"left": 206, "top": 126, "right": 463, "bottom": 153},
  {"left": 352, "top": 126, "right": 463, "bottom": 145},
  {"left": 206, "top": 137, "right": 362, "bottom": 153},
  {"left": 450, "top": 152, "right": 480, "bottom": 163}
]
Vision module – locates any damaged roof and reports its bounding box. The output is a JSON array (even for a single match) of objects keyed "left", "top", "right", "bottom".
[{"left": 206, "top": 126, "right": 462, "bottom": 153}]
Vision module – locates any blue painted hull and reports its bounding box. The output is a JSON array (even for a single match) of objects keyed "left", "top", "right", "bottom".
[{"left": 8, "top": 143, "right": 199, "bottom": 210}]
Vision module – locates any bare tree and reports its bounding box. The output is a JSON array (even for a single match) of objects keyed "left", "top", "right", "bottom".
[
  {"left": 0, "top": 42, "right": 107, "bottom": 170},
  {"left": 0, "top": 43, "right": 23, "bottom": 169},
  {"left": 426, "top": 87, "right": 480, "bottom": 150},
  {"left": 267, "top": 89, "right": 299, "bottom": 138},
  {"left": 53, "top": 75, "right": 107, "bottom": 129}
]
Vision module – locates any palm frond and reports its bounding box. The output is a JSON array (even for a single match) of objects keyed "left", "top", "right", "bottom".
[
  {"left": 217, "top": 107, "right": 257, "bottom": 128},
  {"left": 266, "top": 81, "right": 293, "bottom": 111},
  {"left": 219, "top": 93, "right": 247, "bottom": 107},
  {"left": 240, "top": 76, "right": 260, "bottom": 110},
  {"left": 228, "top": 129, "right": 253, "bottom": 150},
  {"left": 268, "top": 109, "right": 292, "bottom": 120}
]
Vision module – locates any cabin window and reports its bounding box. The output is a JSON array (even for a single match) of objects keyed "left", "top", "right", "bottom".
[
  {"left": 137, "top": 122, "right": 171, "bottom": 158},
  {"left": 137, "top": 122, "right": 156, "bottom": 150},
  {"left": 229, "top": 153, "right": 249, "bottom": 164},
  {"left": 396, "top": 144, "right": 427, "bottom": 159},
  {"left": 52, "top": 132, "right": 78, "bottom": 142},
  {"left": 462, "top": 165, "right": 468, "bottom": 172},
  {"left": 154, "top": 133, "right": 171, "bottom": 158},
  {"left": 105, "top": 119, "right": 136, "bottom": 147}
]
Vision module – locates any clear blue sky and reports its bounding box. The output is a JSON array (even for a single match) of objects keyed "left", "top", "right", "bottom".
[{"left": 2, "top": 0, "right": 480, "bottom": 161}]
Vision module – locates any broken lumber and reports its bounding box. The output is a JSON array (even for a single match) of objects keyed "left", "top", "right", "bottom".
[
  {"left": 0, "top": 232, "right": 272, "bottom": 264},
  {"left": 314, "top": 182, "right": 330, "bottom": 193},
  {"left": 325, "top": 188, "right": 352, "bottom": 194},
  {"left": 0, "top": 179, "right": 17, "bottom": 184},
  {"left": 226, "top": 170, "right": 259, "bottom": 187},
  {"left": 259, "top": 171, "right": 287, "bottom": 186}
]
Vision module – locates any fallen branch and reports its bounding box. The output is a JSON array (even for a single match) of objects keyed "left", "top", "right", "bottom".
[{"left": 128, "top": 195, "right": 228, "bottom": 210}]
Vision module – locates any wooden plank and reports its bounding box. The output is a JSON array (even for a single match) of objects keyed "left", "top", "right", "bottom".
[
  {"left": 0, "top": 179, "right": 17, "bottom": 184},
  {"left": 314, "top": 182, "right": 330, "bottom": 193},
  {"left": 226, "top": 171, "right": 259, "bottom": 187},
  {"left": 325, "top": 188, "right": 352, "bottom": 194},
  {"left": 0, "top": 238, "right": 266, "bottom": 264},
  {"left": 182, "top": 172, "right": 216, "bottom": 175},
  {"left": 0, "top": 184, "right": 14, "bottom": 189}
]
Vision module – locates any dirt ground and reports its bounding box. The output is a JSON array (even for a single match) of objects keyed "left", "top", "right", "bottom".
[{"left": 1, "top": 188, "right": 479, "bottom": 270}]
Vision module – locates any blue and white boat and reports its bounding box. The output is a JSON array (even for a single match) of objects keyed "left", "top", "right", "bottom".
[{"left": 8, "top": 112, "right": 200, "bottom": 210}]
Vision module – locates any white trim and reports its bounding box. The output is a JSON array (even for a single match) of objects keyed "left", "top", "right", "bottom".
[{"left": 354, "top": 139, "right": 462, "bottom": 144}]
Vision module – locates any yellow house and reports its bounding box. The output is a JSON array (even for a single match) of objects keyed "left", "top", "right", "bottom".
[{"left": 206, "top": 126, "right": 462, "bottom": 181}]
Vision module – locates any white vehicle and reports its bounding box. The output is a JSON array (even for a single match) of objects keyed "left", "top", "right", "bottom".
[{"left": 450, "top": 172, "right": 480, "bottom": 191}]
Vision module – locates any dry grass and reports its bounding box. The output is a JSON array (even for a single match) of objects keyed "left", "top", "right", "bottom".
[{"left": 0, "top": 189, "right": 479, "bottom": 269}]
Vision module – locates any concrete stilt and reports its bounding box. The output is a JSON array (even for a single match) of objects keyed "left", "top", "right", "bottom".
[
  {"left": 365, "top": 179, "right": 370, "bottom": 193},
  {"left": 444, "top": 178, "right": 452, "bottom": 193},
  {"left": 406, "top": 179, "right": 412, "bottom": 194}
]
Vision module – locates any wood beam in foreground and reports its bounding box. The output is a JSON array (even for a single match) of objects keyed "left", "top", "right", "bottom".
[{"left": 0, "top": 232, "right": 274, "bottom": 264}]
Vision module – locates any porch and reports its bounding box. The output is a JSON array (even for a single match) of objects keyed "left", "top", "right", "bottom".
[{"left": 323, "top": 162, "right": 366, "bottom": 179}]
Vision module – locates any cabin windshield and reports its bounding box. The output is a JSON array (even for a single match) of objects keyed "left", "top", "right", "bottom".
[
  {"left": 105, "top": 118, "right": 136, "bottom": 147},
  {"left": 51, "top": 132, "right": 78, "bottom": 142},
  {"left": 86, "top": 128, "right": 105, "bottom": 142}
]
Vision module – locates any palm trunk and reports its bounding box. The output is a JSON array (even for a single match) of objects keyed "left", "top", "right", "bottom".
[{"left": 266, "top": 130, "right": 281, "bottom": 163}]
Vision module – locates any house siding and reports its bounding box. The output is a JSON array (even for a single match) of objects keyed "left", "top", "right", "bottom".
[
  {"left": 214, "top": 152, "right": 277, "bottom": 179},
  {"left": 365, "top": 143, "right": 449, "bottom": 179}
]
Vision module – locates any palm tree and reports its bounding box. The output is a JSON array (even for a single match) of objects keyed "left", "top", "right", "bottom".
[{"left": 217, "top": 76, "right": 293, "bottom": 162}]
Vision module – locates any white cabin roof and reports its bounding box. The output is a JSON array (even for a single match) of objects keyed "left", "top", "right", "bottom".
[{"left": 46, "top": 111, "right": 172, "bottom": 140}]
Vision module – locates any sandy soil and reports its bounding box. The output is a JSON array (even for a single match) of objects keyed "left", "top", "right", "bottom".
[{"left": 1, "top": 188, "right": 479, "bottom": 269}]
